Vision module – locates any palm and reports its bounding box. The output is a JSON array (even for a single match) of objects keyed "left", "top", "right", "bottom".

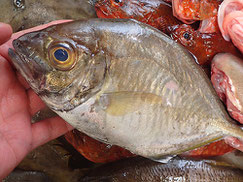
[
  {"left": 0, "top": 57, "right": 33, "bottom": 174},
  {"left": 0, "top": 21, "right": 72, "bottom": 179}
]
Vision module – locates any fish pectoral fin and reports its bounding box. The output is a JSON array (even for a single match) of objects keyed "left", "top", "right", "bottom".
[
  {"left": 31, "top": 106, "right": 58, "bottom": 123},
  {"left": 99, "top": 91, "right": 163, "bottom": 116}
]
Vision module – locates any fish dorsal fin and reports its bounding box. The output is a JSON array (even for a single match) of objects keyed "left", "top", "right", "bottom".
[{"left": 99, "top": 91, "right": 163, "bottom": 116}]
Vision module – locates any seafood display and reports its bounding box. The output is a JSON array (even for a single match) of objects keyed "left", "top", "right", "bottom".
[
  {"left": 81, "top": 157, "right": 243, "bottom": 182},
  {"left": 9, "top": 19, "right": 243, "bottom": 161},
  {"left": 0, "top": 0, "right": 96, "bottom": 32},
  {"left": 0, "top": 0, "right": 242, "bottom": 181},
  {"left": 95, "top": 0, "right": 241, "bottom": 66}
]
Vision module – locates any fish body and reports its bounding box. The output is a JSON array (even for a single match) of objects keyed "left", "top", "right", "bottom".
[
  {"left": 9, "top": 19, "right": 243, "bottom": 160},
  {"left": 0, "top": 0, "right": 96, "bottom": 32},
  {"left": 81, "top": 157, "right": 243, "bottom": 182}
]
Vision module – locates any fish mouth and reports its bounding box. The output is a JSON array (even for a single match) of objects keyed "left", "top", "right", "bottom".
[{"left": 8, "top": 39, "right": 46, "bottom": 93}]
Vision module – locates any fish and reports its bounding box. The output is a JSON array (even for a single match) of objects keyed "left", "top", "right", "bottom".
[
  {"left": 80, "top": 156, "right": 243, "bottom": 182},
  {"left": 0, "top": 0, "right": 96, "bottom": 32},
  {"left": 170, "top": 24, "right": 241, "bottom": 65},
  {"left": 65, "top": 129, "right": 134, "bottom": 163},
  {"left": 211, "top": 53, "right": 243, "bottom": 124},
  {"left": 65, "top": 129, "right": 234, "bottom": 163},
  {"left": 8, "top": 19, "right": 243, "bottom": 161},
  {"left": 3, "top": 170, "right": 51, "bottom": 182},
  {"left": 95, "top": 0, "right": 181, "bottom": 34},
  {"left": 182, "top": 140, "right": 235, "bottom": 157}
]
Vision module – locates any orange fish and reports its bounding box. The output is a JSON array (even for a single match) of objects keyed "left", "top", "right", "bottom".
[
  {"left": 95, "top": 0, "right": 181, "bottom": 34},
  {"left": 170, "top": 24, "right": 241, "bottom": 65},
  {"left": 182, "top": 140, "right": 235, "bottom": 157},
  {"left": 65, "top": 130, "right": 135, "bottom": 163}
]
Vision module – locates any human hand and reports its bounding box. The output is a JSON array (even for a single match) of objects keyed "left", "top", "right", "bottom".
[{"left": 0, "top": 20, "right": 72, "bottom": 179}]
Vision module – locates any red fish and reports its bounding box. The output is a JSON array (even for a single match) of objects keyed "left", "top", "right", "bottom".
[
  {"left": 65, "top": 130, "right": 135, "bottom": 163},
  {"left": 170, "top": 24, "right": 241, "bottom": 65},
  {"left": 95, "top": 0, "right": 181, "bottom": 34},
  {"left": 182, "top": 140, "right": 235, "bottom": 157}
]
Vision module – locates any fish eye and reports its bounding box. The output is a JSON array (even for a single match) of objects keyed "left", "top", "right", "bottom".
[
  {"left": 49, "top": 43, "right": 76, "bottom": 71},
  {"left": 13, "top": 0, "right": 25, "bottom": 9},
  {"left": 180, "top": 30, "right": 194, "bottom": 47},
  {"left": 111, "top": 0, "right": 123, "bottom": 7},
  {"left": 183, "top": 32, "right": 190, "bottom": 40}
]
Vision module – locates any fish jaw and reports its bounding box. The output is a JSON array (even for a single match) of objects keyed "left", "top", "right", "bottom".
[{"left": 8, "top": 37, "right": 50, "bottom": 94}]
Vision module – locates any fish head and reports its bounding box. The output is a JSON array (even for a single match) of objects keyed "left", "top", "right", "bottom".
[
  {"left": 170, "top": 24, "right": 196, "bottom": 47},
  {"left": 9, "top": 21, "right": 107, "bottom": 111}
]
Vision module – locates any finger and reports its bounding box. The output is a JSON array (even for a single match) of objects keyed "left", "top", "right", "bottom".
[
  {"left": 0, "top": 20, "right": 72, "bottom": 60},
  {"left": 0, "top": 23, "right": 12, "bottom": 45},
  {"left": 31, "top": 117, "right": 73, "bottom": 150}
]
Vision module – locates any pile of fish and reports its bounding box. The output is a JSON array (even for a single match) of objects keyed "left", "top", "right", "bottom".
[{"left": 2, "top": 0, "right": 243, "bottom": 181}]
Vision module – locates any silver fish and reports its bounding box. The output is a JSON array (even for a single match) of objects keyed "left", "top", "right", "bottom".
[{"left": 8, "top": 19, "right": 243, "bottom": 161}]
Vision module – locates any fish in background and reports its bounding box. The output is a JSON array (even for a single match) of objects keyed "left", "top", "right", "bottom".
[
  {"left": 95, "top": 0, "right": 181, "bottom": 34},
  {"left": 95, "top": 0, "right": 241, "bottom": 66},
  {"left": 80, "top": 156, "right": 243, "bottom": 182},
  {"left": 65, "top": 129, "right": 135, "bottom": 163},
  {"left": 0, "top": 0, "right": 97, "bottom": 32},
  {"left": 8, "top": 19, "right": 243, "bottom": 161}
]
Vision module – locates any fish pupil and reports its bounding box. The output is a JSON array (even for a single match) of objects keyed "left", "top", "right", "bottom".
[
  {"left": 13, "top": 0, "right": 25, "bottom": 8},
  {"left": 114, "top": 0, "right": 121, "bottom": 3},
  {"left": 183, "top": 32, "right": 190, "bottom": 40},
  {"left": 54, "top": 49, "right": 68, "bottom": 62}
]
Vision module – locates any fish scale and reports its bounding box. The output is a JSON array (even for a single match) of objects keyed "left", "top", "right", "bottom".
[{"left": 9, "top": 19, "right": 243, "bottom": 161}]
